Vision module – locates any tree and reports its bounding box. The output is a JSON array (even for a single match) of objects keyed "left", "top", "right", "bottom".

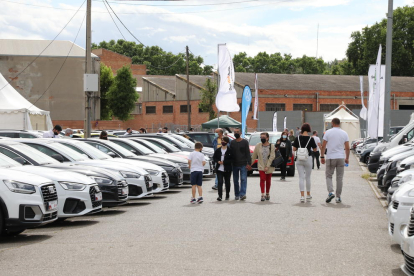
[
  {"left": 346, "top": 5, "right": 414, "bottom": 76},
  {"left": 199, "top": 78, "right": 217, "bottom": 120},
  {"left": 99, "top": 63, "right": 114, "bottom": 120},
  {"left": 107, "top": 66, "right": 138, "bottom": 121}
]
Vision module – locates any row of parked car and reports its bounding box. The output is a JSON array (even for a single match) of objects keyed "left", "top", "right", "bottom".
[
  {"left": 0, "top": 131, "right": 215, "bottom": 236},
  {"left": 353, "top": 121, "right": 414, "bottom": 275}
]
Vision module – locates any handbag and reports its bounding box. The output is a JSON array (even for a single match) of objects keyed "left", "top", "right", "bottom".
[
  {"left": 297, "top": 136, "right": 312, "bottom": 161},
  {"left": 271, "top": 149, "right": 284, "bottom": 168}
]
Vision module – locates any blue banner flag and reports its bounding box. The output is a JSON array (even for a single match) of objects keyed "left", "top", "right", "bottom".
[{"left": 241, "top": 85, "right": 252, "bottom": 138}]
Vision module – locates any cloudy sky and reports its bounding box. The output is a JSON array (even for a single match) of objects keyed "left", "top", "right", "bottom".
[{"left": 0, "top": 0, "right": 412, "bottom": 66}]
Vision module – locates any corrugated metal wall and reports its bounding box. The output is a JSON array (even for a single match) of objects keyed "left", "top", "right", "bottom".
[{"left": 258, "top": 111, "right": 303, "bottom": 132}]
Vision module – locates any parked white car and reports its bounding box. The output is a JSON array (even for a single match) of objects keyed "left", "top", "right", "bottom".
[
  {"left": 400, "top": 207, "right": 414, "bottom": 275},
  {"left": 388, "top": 180, "right": 414, "bottom": 245},
  {"left": 0, "top": 153, "right": 102, "bottom": 219},
  {"left": 0, "top": 168, "right": 58, "bottom": 236}
]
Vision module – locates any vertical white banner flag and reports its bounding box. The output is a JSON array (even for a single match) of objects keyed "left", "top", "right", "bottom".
[
  {"left": 367, "top": 45, "right": 382, "bottom": 139},
  {"left": 283, "top": 117, "right": 287, "bottom": 130},
  {"left": 272, "top": 112, "right": 277, "bottom": 132},
  {"left": 253, "top": 73, "right": 259, "bottom": 120},
  {"left": 378, "top": 65, "right": 385, "bottom": 137},
  {"left": 215, "top": 44, "right": 240, "bottom": 112},
  {"left": 359, "top": 76, "right": 368, "bottom": 120}
]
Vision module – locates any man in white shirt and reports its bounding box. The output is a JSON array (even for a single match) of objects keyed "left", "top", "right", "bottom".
[
  {"left": 312, "top": 131, "right": 322, "bottom": 170},
  {"left": 124, "top": 128, "right": 132, "bottom": 135},
  {"left": 43, "top": 125, "right": 62, "bottom": 138},
  {"left": 320, "top": 118, "right": 350, "bottom": 204}
]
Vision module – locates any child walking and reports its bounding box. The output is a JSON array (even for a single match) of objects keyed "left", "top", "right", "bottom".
[{"left": 188, "top": 142, "right": 206, "bottom": 204}]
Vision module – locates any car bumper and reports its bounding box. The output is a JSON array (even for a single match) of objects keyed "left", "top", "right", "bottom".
[
  {"left": 401, "top": 227, "right": 414, "bottom": 276},
  {"left": 57, "top": 184, "right": 102, "bottom": 218},
  {"left": 125, "top": 178, "right": 153, "bottom": 199},
  {"left": 388, "top": 204, "right": 411, "bottom": 245},
  {"left": 152, "top": 172, "right": 170, "bottom": 192}
]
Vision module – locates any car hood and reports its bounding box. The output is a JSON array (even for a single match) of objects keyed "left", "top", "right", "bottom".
[
  {"left": 76, "top": 160, "right": 148, "bottom": 175},
  {"left": 394, "top": 181, "right": 414, "bottom": 198},
  {"left": 10, "top": 166, "right": 95, "bottom": 184},
  {"left": 382, "top": 146, "right": 414, "bottom": 160},
  {"left": 0, "top": 168, "right": 52, "bottom": 186},
  {"left": 112, "top": 158, "right": 165, "bottom": 172},
  {"left": 45, "top": 163, "right": 124, "bottom": 181},
  {"left": 149, "top": 153, "right": 187, "bottom": 164},
  {"left": 389, "top": 150, "right": 414, "bottom": 162},
  {"left": 129, "top": 156, "right": 177, "bottom": 167}
]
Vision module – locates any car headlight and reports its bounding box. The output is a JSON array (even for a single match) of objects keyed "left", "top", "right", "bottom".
[
  {"left": 120, "top": 171, "right": 141, "bottom": 178},
  {"left": 59, "top": 182, "right": 86, "bottom": 191},
  {"left": 181, "top": 164, "right": 189, "bottom": 168},
  {"left": 90, "top": 176, "right": 114, "bottom": 185},
  {"left": 401, "top": 175, "right": 413, "bottom": 185},
  {"left": 146, "top": 169, "right": 160, "bottom": 176},
  {"left": 3, "top": 180, "right": 36, "bottom": 194}
]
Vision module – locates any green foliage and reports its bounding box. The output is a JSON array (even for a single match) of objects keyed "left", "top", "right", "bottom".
[
  {"left": 92, "top": 40, "right": 208, "bottom": 76},
  {"left": 199, "top": 78, "right": 217, "bottom": 120},
  {"left": 107, "top": 66, "right": 138, "bottom": 121},
  {"left": 100, "top": 63, "right": 114, "bottom": 120},
  {"left": 346, "top": 5, "right": 414, "bottom": 76}
]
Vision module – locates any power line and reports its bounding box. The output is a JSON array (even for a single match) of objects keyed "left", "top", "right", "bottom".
[
  {"left": 101, "top": 0, "right": 261, "bottom": 7},
  {"left": 29, "top": 12, "right": 87, "bottom": 109},
  {"left": 0, "top": 0, "right": 86, "bottom": 92},
  {"left": 102, "top": 0, "right": 127, "bottom": 40}
]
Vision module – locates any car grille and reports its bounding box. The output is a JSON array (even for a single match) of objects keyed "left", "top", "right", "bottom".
[
  {"left": 43, "top": 211, "right": 58, "bottom": 221},
  {"left": 408, "top": 209, "right": 414, "bottom": 237},
  {"left": 40, "top": 184, "right": 58, "bottom": 203},
  {"left": 403, "top": 251, "right": 414, "bottom": 275},
  {"left": 162, "top": 172, "right": 168, "bottom": 188},
  {"left": 89, "top": 186, "right": 102, "bottom": 208},
  {"left": 390, "top": 223, "right": 394, "bottom": 235},
  {"left": 117, "top": 181, "right": 128, "bottom": 199},
  {"left": 393, "top": 201, "right": 399, "bottom": 210}
]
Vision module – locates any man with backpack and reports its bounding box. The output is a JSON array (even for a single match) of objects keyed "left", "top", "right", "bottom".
[{"left": 320, "top": 118, "right": 350, "bottom": 204}]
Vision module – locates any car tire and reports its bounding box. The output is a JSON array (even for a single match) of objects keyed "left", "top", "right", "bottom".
[
  {"left": 287, "top": 165, "right": 295, "bottom": 177},
  {"left": 0, "top": 209, "right": 3, "bottom": 236},
  {"left": 3, "top": 229, "right": 25, "bottom": 237},
  {"left": 364, "top": 155, "right": 369, "bottom": 164}
]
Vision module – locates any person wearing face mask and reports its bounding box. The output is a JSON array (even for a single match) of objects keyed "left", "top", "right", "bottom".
[
  {"left": 251, "top": 132, "right": 276, "bottom": 201},
  {"left": 43, "top": 125, "right": 62, "bottom": 138},
  {"left": 231, "top": 128, "right": 251, "bottom": 200},
  {"left": 276, "top": 131, "right": 292, "bottom": 181},
  {"left": 63, "top": 128, "right": 74, "bottom": 139},
  {"left": 211, "top": 128, "right": 224, "bottom": 190},
  {"left": 213, "top": 137, "right": 233, "bottom": 201}
]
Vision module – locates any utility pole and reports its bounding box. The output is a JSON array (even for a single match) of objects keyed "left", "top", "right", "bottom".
[
  {"left": 383, "top": 0, "right": 393, "bottom": 142},
  {"left": 85, "top": 0, "right": 92, "bottom": 138},
  {"left": 186, "top": 46, "right": 191, "bottom": 130}
]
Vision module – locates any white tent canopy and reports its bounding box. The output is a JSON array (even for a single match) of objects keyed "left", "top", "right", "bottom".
[
  {"left": 324, "top": 105, "right": 361, "bottom": 142},
  {"left": 0, "top": 72, "right": 52, "bottom": 130}
]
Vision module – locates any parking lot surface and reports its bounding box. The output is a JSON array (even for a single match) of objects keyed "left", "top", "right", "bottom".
[{"left": 0, "top": 154, "right": 405, "bottom": 275}]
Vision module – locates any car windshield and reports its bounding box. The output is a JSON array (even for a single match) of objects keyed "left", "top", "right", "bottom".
[
  {"left": 171, "top": 134, "right": 194, "bottom": 147},
  {"left": 122, "top": 140, "right": 154, "bottom": 154},
  {"left": 249, "top": 134, "right": 281, "bottom": 146},
  {"left": 133, "top": 140, "right": 166, "bottom": 154},
  {"left": 48, "top": 143, "right": 90, "bottom": 161},
  {"left": 10, "top": 144, "right": 59, "bottom": 165},
  {"left": 67, "top": 141, "right": 112, "bottom": 160},
  {"left": 97, "top": 141, "right": 136, "bottom": 158},
  {"left": 145, "top": 139, "right": 180, "bottom": 152},
  {"left": 0, "top": 153, "right": 21, "bottom": 168},
  {"left": 160, "top": 136, "right": 190, "bottom": 149}
]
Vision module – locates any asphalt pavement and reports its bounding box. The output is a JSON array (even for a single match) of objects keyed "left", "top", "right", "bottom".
[{"left": 0, "top": 153, "right": 406, "bottom": 275}]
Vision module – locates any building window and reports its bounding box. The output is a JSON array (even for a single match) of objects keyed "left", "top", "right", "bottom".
[
  {"left": 293, "top": 104, "right": 313, "bottom": 111},
  {"left": 346, "top": 104, "right": 362, "bottom": 110},
  {"left": 163, "top": 105, "right": 173, "bottom": 114},
  {"left": 320, "top": 104, "right": 339, "bottom": 112},
  {"left": 239, "top": 103, "right": 253, "bottom": 111},
  {"left": 131, "top": 103, "right": 142, "bottom": 114},
  {"left": 180, "top": 105, "right": 192, "bottom": 113},
  {"left": 146, "top": 106, "right": 156, "bottom": 114},
  {"left": 266, "top": 103, "right": 285, "bottom": 111}
]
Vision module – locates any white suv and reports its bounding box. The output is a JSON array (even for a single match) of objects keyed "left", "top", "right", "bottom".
[{"left": 0, "top": 169, "right": 58, "bottom": 236}]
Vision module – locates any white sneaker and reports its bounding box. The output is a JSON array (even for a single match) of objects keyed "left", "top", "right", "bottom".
[
  {"left": 300, "top": 196, "right": 305, "bottom": 203},
  {"left": 336, "top": 197, "right": 342, "bottom": 203},
  {"left": 306, "top": 195, "right": 312, "bottom": 200}
]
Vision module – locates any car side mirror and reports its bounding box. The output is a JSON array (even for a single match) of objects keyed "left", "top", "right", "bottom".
[
  {"left": 107, "top": 152, "right": 117, "bottom": 158},
  {"left": 13, "top": 157, "right": 27, "bottom": 165},
  {"left": 51, "top": 154, "right": 64, "bottom": 162}
]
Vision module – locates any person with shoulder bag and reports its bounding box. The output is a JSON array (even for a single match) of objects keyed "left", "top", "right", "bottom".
[
  {"left": 276, "top": 131, "right": 292, "bottom": 181},
  {"left": 251, "top": 132, "right": 276, "bottom": 201},
  {"left": 292, "top": 123, "right": 318, "bottom": 203},
  {"left": 213, "top": 137, "right": 233, "bottom": 201}
]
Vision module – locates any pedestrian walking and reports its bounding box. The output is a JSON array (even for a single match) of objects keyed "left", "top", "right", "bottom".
[
  {"left": 162, "top": 127, "right": 168, "bottom": 133},
  {"left": 231, "top": 128, "right": 251, "bottom": 200},
  {"left": 158, "top": 128, "right": 163, "bottom": 133},
  {"left": 99, "top": 131, "right": 108, "bottom": 140},
  {"left": 293, "top": 123, "right": 317, "bottom": 203},
  {"left": 320, "top": 118, "right": 350, "bottom": 203},
  {"left": 139, "top": 128, "right": 146, "bottom": 133},
  {"left": 312, "top": 131, "right": 322, "bottom": 170},
  {"left": 124, "top": 128, "right": 132, "bottom": 135},
  {"left": 289, "top": 129, "right": 295, "bottom": 142},
  {"left": 295, "top": 127, "right": 301, "bottom": 137},
  {"left": 213, "top": 137, "right": 233, "bottom": 201},
  {"left": 276, "top": 130, "right": 292, "bottom": 181},
  {"left": 188, "top": 142, "right": 206, "bottom": 204},
  {"left": 251, "top": 132, "right": 275, "bottom": 201},
  {"left": 63, "top": 128, "right": 73, "bottom": 138},
  {"left": 43, "top": 125, "right": 62, "bottom": 138},
  {"left": 211, "top": 128, "right": 224, "bottom": 190}
]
